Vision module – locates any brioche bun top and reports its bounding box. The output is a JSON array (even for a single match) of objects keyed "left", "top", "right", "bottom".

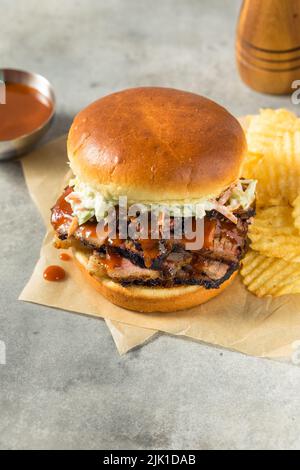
[{"left": 67, "top": 87, "right": 246, "bottom": 203}]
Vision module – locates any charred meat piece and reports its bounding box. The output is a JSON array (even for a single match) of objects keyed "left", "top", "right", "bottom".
[
  {"left": 51, "top": 187, "right": 254, "bottom": 286},
  {"left": 106, "top": 258, "right": 160, "bottom": 282},
  {"left": 193, "top": 256, "right": 230, "bottom": 281},
  {"left": 88, "top": 251, "right": 160, "bottom": 282},
  {"left": 51, "top": 187, "right": 107, "bottom": 249},
  {"left": 120, "top": 261, "right": 238, "bottom": 289}
]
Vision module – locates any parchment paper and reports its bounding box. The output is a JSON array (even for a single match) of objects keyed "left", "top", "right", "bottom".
[
  {"left": 18, "top": 135, "right": 155, "bottom": 354},
  {"left": 19, "top": 135, "right": 300, "bottom": 361}
]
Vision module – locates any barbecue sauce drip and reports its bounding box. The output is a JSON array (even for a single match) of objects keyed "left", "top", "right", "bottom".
[
  {"left": 181, "top": 219, "right": 216, "bottom": 249},
  {"left": 101, "top": 252, "right": 123, "bottom": 269},
  {"left": 76, "top": 223, "right": 98, "bottom": 240},
  {"left": 0, "top": 83, "right": 53, "bottom": 141},
  {"left": 107, "top": 232, "right": 125, "bottom": 247},
  {"left": 138, "top": 239, "right": 160, "bottom": 268},
  {"left": 51, "top": 189, "right": 229, "bottom": 271},
  {"left": 51, "top": 187, "right": 73, "bottom": 230},
  {"left": 59, "top": 253, "right": 71, "bottom": 261},
  {"left": 43, "top": 265, "right": 66, "bottom": 281},
  {"left": 203, "top": 219, "right": 217, "bottom": 248}
]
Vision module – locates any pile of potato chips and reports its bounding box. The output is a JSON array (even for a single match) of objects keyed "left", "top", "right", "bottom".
[{"left": 240, "top": 109, "right": 300, "bottom": 297}]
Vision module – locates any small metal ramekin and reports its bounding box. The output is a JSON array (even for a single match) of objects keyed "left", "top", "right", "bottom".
[{"left": 0, "top": 68, "right": 56, "bottom": 161}]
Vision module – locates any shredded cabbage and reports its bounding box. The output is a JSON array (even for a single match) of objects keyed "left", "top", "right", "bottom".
[
  {"left": 65, "top": 178, "right": 256, "bottom": 225},
  {"left": 227, "top": 179, "right": 257, "bottom": 211},
  {"left": 65, "top": 179, "right": 115, "bottom": 225}
]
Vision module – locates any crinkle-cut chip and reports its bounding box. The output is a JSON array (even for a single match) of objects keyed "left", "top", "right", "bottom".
[
  {"left": 241, "top": 249, "right": 300, "bottom": 297},
  {"left": 249, "top": 206, "right": 300, "bottom": 262},
  {"left": 292, "top": 194, "right": 300, "bottom": 233},
  {"left": 250, "top": 234, "right": 300, "bottom": 262},
  {"left": 245, "top": 131, "right": 300, "bottom": 206},
  {"left": 246, "top": 109, "right": 299, "bottom": 152},
  {"left": 241, "top": 151, "right": 263, "bottom": 179},
  {"left": 256, "top": 108, "right": 298, "bottom": 127},
  {"left": 250, "top": 205, "right": 295, "bottom": 230},
  {"left": 241, "top": 109, "right": 300, "bottom": 296},
  {"left": 242, "top": 110, "right": 300, "bottom": 186},
  {"left": 243, "top": 109, "right": 300, "bottom": 172}
]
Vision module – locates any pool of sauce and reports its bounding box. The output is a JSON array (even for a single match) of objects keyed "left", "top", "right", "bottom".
[
  {"left": 43, "top": 265, "right": 66, "bottom": 282},
  {"left": 0, "top": 82, "right": 53, "bottom": 140}
]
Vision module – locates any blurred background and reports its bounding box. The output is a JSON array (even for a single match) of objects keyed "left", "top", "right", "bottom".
[{"left": 1, "top": 0, "right": 293, "bottom": 142}]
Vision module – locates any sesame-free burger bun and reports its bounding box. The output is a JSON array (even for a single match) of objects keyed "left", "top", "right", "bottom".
[
  {"left": 73, "top": 248, "right": 237, "bottom": 313},
  {"left": 68, "top": 87, "right": 246, "bottom": 203}
]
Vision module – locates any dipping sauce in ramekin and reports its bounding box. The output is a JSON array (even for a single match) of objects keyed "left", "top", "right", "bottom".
[
  {"left": 0, "top": 69, "right": 55, "bottom": 160},
  {"left": 0, "top": 82, "right": 53, "bottom": 141}
]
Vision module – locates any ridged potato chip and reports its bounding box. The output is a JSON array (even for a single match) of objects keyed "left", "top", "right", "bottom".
[
  {"left": 241, "top": 151, "right": 263, "bottom": 180},
  {"left": 242, "top": 109, "right": 300, "bottom": 186},
  {"left": 246, "top": 109, "right": 299, "bottom": 155},
  {"left": 240, "top": 109, "right": 300, "bottom": 296},
  {"left": 245, "top": 131, "right": 300, "bottom": 206},
  {"left": 241, "top": 249, "right": 300, "bottom": 297},
  {"left": 248, "top": 206, "right": 300, "bottom": 262},
  {"left": 292, "top": 194, "right": 300, "bottom": 233}
]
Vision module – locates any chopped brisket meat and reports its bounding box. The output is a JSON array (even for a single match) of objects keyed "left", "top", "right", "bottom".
[
  {"left": 51, "top": 187, "right": 254, "bottom": 288},
  {"left": 106, "top": 258, "right": 160, "bottom": 282}
]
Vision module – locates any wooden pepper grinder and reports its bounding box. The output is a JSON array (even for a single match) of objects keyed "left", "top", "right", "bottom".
[{"left": 236, "top": 0, "right": 300, "bottom": 94}]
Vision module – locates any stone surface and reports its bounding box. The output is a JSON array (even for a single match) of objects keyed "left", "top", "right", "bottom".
[{"left": 1, "top": 0, "right": 300, "bottom": 450}]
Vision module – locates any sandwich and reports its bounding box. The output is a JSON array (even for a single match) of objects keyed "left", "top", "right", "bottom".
[{"left": 51, "top": 87, "right": 256, "bottom": 312}]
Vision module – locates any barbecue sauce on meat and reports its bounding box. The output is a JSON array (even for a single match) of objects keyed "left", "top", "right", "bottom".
[
  {"left": 76, "top": 223, "right": 98, "bottom": 240},
  {"left": 51, "top": 187, "right": 253, "bottom": 286},
  {"left": 107, "top": 232, "right": 124, "bottom": 247},
  {"left": 51, "top": 187, "right": 73, "bottom": 231},
  {"left": 52, "top": 189, "right": 217, "bottom": 255},
  {"left": 51, "top": 188, "right": 102, "bottom": 243},
  {"left": 180, "top": 219, "right": 216, "bottom": 249},
  {"left": 101, "top": 252, "right": 123, "bottom": 269},
  {"left": 203, "top": 220, "right": 217, "bottom": 248},
  {"left": 138, "top": 239, "right": 160, "bottom": 268}
]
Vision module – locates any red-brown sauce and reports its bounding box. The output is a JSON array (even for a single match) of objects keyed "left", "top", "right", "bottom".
[
  {"left": 102, "top": 252, "right": 123, "bottom": 269},
  {"left": 51, "top": 189, "right": 221, "bottom": 268},
  {"left": 203, "top": 219, "right": 217, "bottom": 249},
  {"left": 222, "top": 220, "right": 240, "bottom": 244},
  {"left": 138, "top": 239, "right": 160, "bottom": 267},
  {"left": 77, "top": 222, "right": 98, "bottom": 240},
  {"left": 0, "top": 82, "right": 53, "bottom": 140},
  {"left": 51, "top": 187, "right": 73, "bottom": 230},
  {"left": 59, "top": 253, "right": 71, "bottom": 261},
  {"left": 181, "top": 219, "right": 216, "bottom": 249},
  {"left": 43, "top": 265, "right": 66, "bottom": 281},
  {"left": 107, "top": 232, "right": 125, "bottom": 247}
]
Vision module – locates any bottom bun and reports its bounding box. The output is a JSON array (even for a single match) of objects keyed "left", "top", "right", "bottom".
[{"left": 73, "top": 249, "right": 237, "bottom": 313}]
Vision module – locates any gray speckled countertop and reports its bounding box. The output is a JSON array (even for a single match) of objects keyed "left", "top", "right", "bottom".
[{"left": 1, "top": 0, "right": 300, "bottom": 450}]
